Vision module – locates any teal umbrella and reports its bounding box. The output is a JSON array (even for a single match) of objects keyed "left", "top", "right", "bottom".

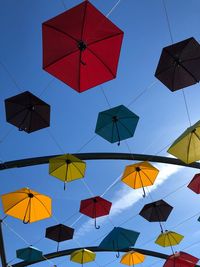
[
  {"left": 95, "top": 105, "right": 139, "bottom": 145},
  {"left": 16, "top": 246, "right": 43, "bottom": 262},
  {"left": 99, "top": 227, "right": 140, "bottom": 257}
]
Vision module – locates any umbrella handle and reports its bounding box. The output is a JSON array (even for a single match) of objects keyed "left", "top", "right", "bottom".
[
  {"left": 23, "top": 219, "right": 29, "bottom": 224},
  {"left": 142, "top": 187, "right": 146, "bottom": 198},
  {"left": 94, "top": 218, "right": 100, "bottom": 229},
  {"left": 116, "top": 251, "right": 120, "bottom": 258}
]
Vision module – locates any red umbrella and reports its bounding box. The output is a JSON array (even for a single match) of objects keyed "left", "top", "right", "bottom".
[
  {"left": 42, "top": 0, "right": 124, "bottom": 93},
  {"left": 163, "top": 251, "right": 199, "bottom": 267},
  {"left": 187, "top": 173, "right": 200, "bottom": 194},
  {"left": 79, "top": 196, "right": 112, "bottom": 229}
]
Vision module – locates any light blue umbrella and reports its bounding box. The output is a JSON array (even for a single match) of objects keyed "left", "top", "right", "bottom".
[
  {"left": 95, "top": 105, "right": 139, "bottom": 145},
  {"left": 98, "top": 227, "right": 140, "bottom": 257},
  {"left": 16, "top": 246, "right": 43, "bottom": 262}
]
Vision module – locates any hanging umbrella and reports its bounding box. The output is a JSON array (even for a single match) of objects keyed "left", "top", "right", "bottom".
[
  {"left": 4, "top": 91, "right": 50, "bottom": 133},
  {"left": 42, "top": 0, "right": 124, "bottom": 93},
  {"left": 95, "top": 105, "right": 139, "bottom": 145},
  {"left": 99, "top": 227, "right": 140, "bottom": 257},
  {"left": 155, "top": 37, "right": 200, "bottom": 91},
  {"left": 121, "top": 161, "right": 159, "bottom": 197},
  {"left": 155, "top": 230, "right": 184, "bottom": 247},
  {"left": 1, "top": 187, "right": 52, "bottom": 223},
  {"left": 49, "top": 154, "right": 86, "bottom": 190},
  {"left": 167, "top": 120, "right": 200, "bottom": 164},
  {"left": 120, "top": 251, "right": 145, "bottom": 265},
  {"left": 163, "top": 251, "right": 199, "bottom": 267},
  {"left": 16, "top": 246, "right": 43, "bottom": 262},
  {"left": 70, "top": 249, "right": 96, "bottom": 265},
  {"left": 79, "top": 196, "right": 112, "bottom": 229},
  {"left": 187, "top": 173, "right": 200, "bottom": 193},
  {"left": 139, "top": 200, "right": 173, "bottom": 232},
  {"left": 45, "top": 224, "right": 74, "bottom": 251}
]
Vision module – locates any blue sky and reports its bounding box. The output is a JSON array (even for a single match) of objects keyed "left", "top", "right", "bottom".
[{"left": 1, "top": 0, "right": 200, "bottom": 267}]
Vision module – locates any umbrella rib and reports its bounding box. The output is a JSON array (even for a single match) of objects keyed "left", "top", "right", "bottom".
[
  {"left": 181, "top": 56, "right": 200, "bottom": 63},
  {"left": 140, "top": 170, "right": 154, "bottom": 185},
  {"left": 187, "top": 132, "right": 193, "bottom": 164},
  {"left": 87, "top": 47, "right": 115, "bottom": 78},
  {"left": 6, "top": 107, "right": 28, "bottom": 121},
  {"left": 33, "top": 195, "right": 51, "bottom": 216},
  {"left": 70, "top": 161, "right": 85, "bottom": 178},
  {"left": 3, "top": 196, "right": 28, "bottom": 213},
  {"left": 33, "top": 109, "right": 50, "bottom": 126},
  {"left": 87, "top": 32, "right": 123, "bottom": 47},
  {"left": 111, "top": 122, "right": 115, "bottom": 143},
  {"left": 43, "top": 24, "right": 78, "bottom": 42},
  {"left": 117, "top": 120, "right": 135, "bottom": 136}
]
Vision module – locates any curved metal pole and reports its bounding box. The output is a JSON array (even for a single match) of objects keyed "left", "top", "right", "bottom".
[
  {"left": 11, "top": 246, "right": 200, "bottom": 267},
  {"left": 0, "top": 152, "right": 200, "bottom": 170}
]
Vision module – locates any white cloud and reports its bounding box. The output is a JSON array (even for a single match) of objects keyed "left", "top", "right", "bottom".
[{"left": 74, "top": 163, "right": 182, "bottom": 238}]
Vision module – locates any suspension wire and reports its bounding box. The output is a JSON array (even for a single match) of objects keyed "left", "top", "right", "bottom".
[
  {"left": 0, "top": 127, "right": 15, "bottom": 144},
  {"left": 38, "top": 78, "right": 55, "bottom": 97},
  {"left": 162, "top": 0, "right": 173, "bottom": 44},
  {"left": 106, "top": 0, "right": 122, "bottom": 17},
  {"left": 3, "top": 221, "right": 29, "bottom": 245},
  {"left": 101, "top": 174, "right": 122, "bottom": 197},
  {"left": 100, "top": 85, "right": 111, "bottom": 108},
  {"left": 76, "top": 135, "right": 97, "bottom": 153},
  {"left": 101, "top": 257, "right": 118, "bottom": 267},
  {"left": 0, "top": 60, "right": 21, "bottom": 93},
  {"left": 182, "top": 89, "right": 192, "bottom": 126},
  {"left": 127, "top": 80, "right": 157, "bottom": 107},
  {"left": 60, "top": 0, "right": 67, "bottom": 9},
  {"left": 47, "top": 129, "right": 65, "bottom": 154},
  {"left": 70, "top": 214, "right": 84, "bottom": 227},
  {"left": 81, "top": 179, "right": 94, "bottom": 197}
]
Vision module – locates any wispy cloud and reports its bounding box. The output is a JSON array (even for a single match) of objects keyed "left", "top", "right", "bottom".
[{"left": 75, "top": 163, "right": 182, "bottom": 238}]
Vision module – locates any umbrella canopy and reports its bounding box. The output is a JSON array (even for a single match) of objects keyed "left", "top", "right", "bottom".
[
  {"left": 155, "top": 230, "right": 184, "bottom": 247},
  {"left": 49, "top": 154, "right": 86, "bottom": 189},
  {"left": 155, "top": 37, "right": 200, "bottom": 91},
  {"left": 79, "top": 196, "right": 112, "bottom": 229},
  {"left": 99, "top": 227, "right": 140, "bottom": 251},
  {"left": 121, "top": 161, "right": 159, "bottom": 197},
  {"left": 187, "top": 173, "right": 200, "bottom": 193},
  {"left": 45, "top": 224, "right": 74, "bottom": 250},
  {"left": 70, "top": 249, "right": 96, "bottom": 264},
  {"left": 120, "top": 251, "right": 145, "bottom": 265},
  {"left": 167, "top": 120, "right": 200, "bottom": 164},
  {"left": 95, "top": 105, "right": 139, "bottom": 145},
  {"left": 4, "top": 91, "right": 50, "bottom": 133},
  {"left": 163, "top": 251, "right": 199, "bottom": 267},
  {"left": 42, "top": 0, "right": 124, "bottom": 93},
  {"left": 139, "top": 200, "right": 173, "bottom": 231},
  {"left": 16, "top": 246, "right": 43, "bottom": 262},
  {"left": 1, "top": 187, "right": 52, "bottom": 223}
]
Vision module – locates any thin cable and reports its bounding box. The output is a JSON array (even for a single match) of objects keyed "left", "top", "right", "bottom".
[
  {"left": 127, "top": 80, "right": 157, "bottom": 107},
  {"left": 101, "top": 174, "right": 122, "bottom": 197},
  {"left": 70, "top": 214, "right": 84, "bottom": 227},
  {"left": 0, "top": 60, "right": 21, "bottom": 92},
  {"left": 0, "top": 127, "right": 14, "bottom": 144},
  {"left": 76, "top": 135, "right": 97, "bottom": 153},
  {"left": 47, "top": 129, "right": 65, "bottom": 154},
  {"left": 162, "top": 0, "right": 173, "bottom": 44},
  {"left": 106, "top": 0, "right": 121, "bottom": 17},
  {"left": 100, "top": 85, "right": 111, "bottom": 108},
  {"left": 3, "top": 221, "right": 30, "bottom": 245},
  {"left": 81, "top": 179, "right": 94, "bottom": 197},
  {"left": 60, "top": 0, "right": 67, "bottom": 9},
  {"left": 38, "top": 78, "right": 54, "bottom": 97},
  {"left": 182, "top": 89, "right": 192, "bottom": 126}
]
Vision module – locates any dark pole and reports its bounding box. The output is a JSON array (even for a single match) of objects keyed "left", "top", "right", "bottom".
[
  {"left": 0, "top": 220, "right": 7, "bottom": 267},
  {"left": 0, "top": 152, "right": 200, "bottom": 170}
]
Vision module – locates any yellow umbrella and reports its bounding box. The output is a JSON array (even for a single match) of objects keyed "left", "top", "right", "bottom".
[
  {"left": 70, "top": 249, "right": 96, "bottom": 265},
  {"left": 1, "top": 187, "right": 52, "bottom": 223},
  {"left": 167, "top": 120, "right": 200, "bottom": 164},
  {"left": 120, "top": 251, "right": 145, "bottom": 265},
  {"left": 121, "top": 161, "right": 159, "bottom": 197},
  {"left": 49, "top": 154, "right": 86, "bottom": 189},
  {"left": 155, "top": 230, "right": 184, "bottom": 247}
]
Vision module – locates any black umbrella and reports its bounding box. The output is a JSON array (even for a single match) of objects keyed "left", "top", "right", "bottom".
[
  {"left": 139, "top": 200, "right": 173, "bottom": 231},
  {"left": 5, "top": 91, "right": 50, "bottom": 133},
  {"left": 155, "top": 37, "right": 200, "bottom": 91},
  {"left": 45, "top": 224, "right": 74, "bottom": 251}
]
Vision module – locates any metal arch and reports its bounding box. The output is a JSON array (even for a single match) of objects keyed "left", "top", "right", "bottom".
[
  {"left": 0, "top": 152, "right": 200, "bottom": 170},
  {"left": 1, "top": 152, "right": 200, "bottom": 267},
  {"left": 10, "top": 246, "right": 200, "bottom": 267}
]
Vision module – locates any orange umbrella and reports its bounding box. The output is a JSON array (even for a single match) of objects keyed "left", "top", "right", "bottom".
[
  {"left": 1, "top": 187, "right": 52, "bottom": 223},
  {"left": 121, "top": 161, "right": 159, "bottom": 197}
]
